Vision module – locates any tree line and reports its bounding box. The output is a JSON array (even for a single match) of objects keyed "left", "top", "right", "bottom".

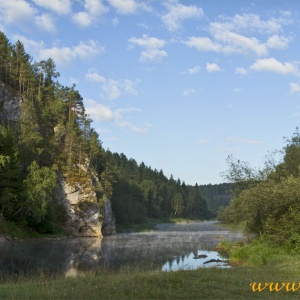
[
  {"left": 0, "top": 32, "right": 222, "bottom": 234},
  {"left": 219, "top": 128, "right": 300, "bottom": 250}
]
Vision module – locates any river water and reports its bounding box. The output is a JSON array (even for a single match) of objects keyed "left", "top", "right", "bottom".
[{"left": 0, "top": 221, "right": 244, "bottom": 277}]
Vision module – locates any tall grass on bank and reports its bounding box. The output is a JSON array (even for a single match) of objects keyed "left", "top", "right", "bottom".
[{"left": 1, "top": 259, "right": 300, "bottom": 299}]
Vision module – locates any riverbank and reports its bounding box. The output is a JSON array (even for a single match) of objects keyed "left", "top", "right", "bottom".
[
  {"left": 1, "top": 222, "right": 299, "bottom": 298},
  {"left": 1, "top": 258, "right": 300, "bottom": 299},
  {"left": 116, "top": 217, "right": 204, "bottom": 233}
]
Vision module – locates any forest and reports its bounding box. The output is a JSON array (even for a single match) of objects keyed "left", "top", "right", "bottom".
[
  {"left": 219, "top": 131, "right": 300, "bottom": 250},
  {"left": 0, "top": 32, "right": 231, "bottom": 235}
]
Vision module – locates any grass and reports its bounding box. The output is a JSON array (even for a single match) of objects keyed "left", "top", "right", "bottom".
[{"left": 1, "top": 261, "right": 300, "bottom": 299}]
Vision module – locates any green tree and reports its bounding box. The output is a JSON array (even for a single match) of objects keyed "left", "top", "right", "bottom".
[
  {"left": 0, "top": 126, "right": 22, "bottom": 220},
  {"left": 23, "top": 161, "right": 57, "bottom": 223}
]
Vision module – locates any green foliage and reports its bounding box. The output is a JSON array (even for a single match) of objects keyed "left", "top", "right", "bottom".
[
  {"left": 0, "top": 31, "right": 215, "bottom": 233},
  {"left": 112, "top": 174, "right": 147, "bottom": 225},
  {"left": 23, "top": 161, "right": 57, "bottom": 224},
  {"left": 199, "top": 183, "right": 234, "bottom": 216},
  {"left": 0, "top": 125, "right": 22, "bottom": 220},
  {"left": 230, "top": 239, "right": 287, "bottom": 266},
  {"left": 221, "top": 128, "right": 300, "bottom": 250}
]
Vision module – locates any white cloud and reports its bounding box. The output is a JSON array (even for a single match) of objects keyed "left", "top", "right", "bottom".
[
  {"left": 85, "top": 71, "right": 106, "bottom": 83},
  {"left": 206, "top": 63, "right": 221, "bottom": 73},
  {"left": 32, "top": 0, "right": 71, "bottom": 15},
  {"left": 216, "top": 13, "right": 287, "bottom": 35},
  {"left": 72, "top": 12, "right": 92, "bottom": 27},
  {"left": 85, "top": 70, "right": 138, "bottom": 100},
  {"left": 128, "top": 34, "right": 167, "bottom": 62},
  {"left": 184, "top": 37, "right": 222, "bottom": 52},
  {"left": 84, "top": 0, "right": 108, "bottom": 15},
  {"left": 35, "top": 13, "right": 56, "bottom": 33},
  {"left": 102, "top": 79, "right": 122, "bottom": 100},
  {"left": 101, "top": 78, "right": 138, "bottom": 100},
  {"left": 0, "top": 0, "right": 35, "bottom": 24},
  {"left": 211, "top": 27, "right": 268, "bottom": 56},
  {"left": 235, "top": 67, "right": 247, "bottom": 75},
  {"left": 72, "top": 0, "right": 108, "bottom": 27},
  {"left": 85, "top": 100, "right": 114, "bottom": 122},
  {"left": 123, "top": 79, "right": 138, "bottom": 96},
  {"left": 266, "top": 35, "right": 290, "bottom": 49},
  {"left": 107, "top": 0, "right": 150, "bottom": 14},
  {"left": 250, "top": 58, "right": 300, "bottom": 76},
  {"left": 184, "top": 12, "right": 293, "bottom": 57},
  {"left": 162, "top": 1, "right": 204, "bottom": 31},
  {"left": 290, "top": 82, "right": 300, "bottom": 94},
  {"left": 85, "top": 99, "right": 150, "bottom": 133},
  {"left": 186, "top": 65, "right": 201, "bottom": 75},
  {"left": 182, "top": 88, "right": 195, "bottom": 96},
  {"left": 40, "top": 40, "right": 105, "bottom": 66}
]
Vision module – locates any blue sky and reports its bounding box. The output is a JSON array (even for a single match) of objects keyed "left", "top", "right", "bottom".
[{"left": 1, "top": 0, "right": 300, "bottom": 185}]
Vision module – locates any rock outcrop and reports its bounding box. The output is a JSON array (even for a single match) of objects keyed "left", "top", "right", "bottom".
[
  {"left": 102, "top": 195, "right": 116, "bottom": 236},
  {"left": 0, "top": 82, "right": 21, "bottom": 125},
  {"left": 1, "top": 82, "right": 116, "bottom": 238},
  {"left": 56, "top": 172, "right": 103, "bottom": 237}
]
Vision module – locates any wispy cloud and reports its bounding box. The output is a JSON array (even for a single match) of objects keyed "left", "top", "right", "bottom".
[
  {"left": 85, "top": 99, "right": 150, "bottom": 133},
  {"left": 290, "top": 82, "right": 300, "bottom": 94},
  {"left": 85, "top": 70, "right": 139, "bottom": 100},
  {"left": 128, "top": 34, "right": 167, "bottom": 62},
  {"left": 227, "top": 137, "right": 264, "bottom": 145},
  {"left": 39, "top": 40, "right": 105, "bottom": 67},
  {"left": 107, "top": 0, "right": 151, "bottom": 15},
  {"left": 186, "top": 65, "right": 201, "bottom": 75},
  {"left": 162, "top": 1, "right": 204, "bottom": 31},
  {"left": 206, "top": 63, "right": 221, "bottom": 72},
  {"left": 72, "top": 0, "right": 108, "bottom": 28},
  {"left": 32, "top": 0, "right": 71, "bottom": 15},
  {"left": 184, "top": 12, "right": 292, "bottom": 57},
  {"left": 235, "top": 67, "right": 247, "bottom": 75},
  {"left": 35, "top": 13, "right": 56, "bottom": 33}
]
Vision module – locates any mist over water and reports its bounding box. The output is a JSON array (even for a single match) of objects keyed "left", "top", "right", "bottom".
[{"left": 0, "top": 221, "right": 244, "bottom": 277}]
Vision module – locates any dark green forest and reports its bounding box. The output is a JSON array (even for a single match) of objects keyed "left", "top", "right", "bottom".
[{"left": 0, "top": 32, "right": 228, "bottom": 235}]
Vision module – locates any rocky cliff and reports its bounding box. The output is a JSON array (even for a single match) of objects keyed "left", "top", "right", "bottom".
[
  {"left": 0, "top": 82, "right": 116, "bottom": 237},
  {"left": 0, "top": 82, "right": 21, "bottom": 126}
]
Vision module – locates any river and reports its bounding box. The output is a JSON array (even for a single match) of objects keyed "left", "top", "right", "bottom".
[{"left": 0, "top": 221, "right": 244, "bottom": 277}]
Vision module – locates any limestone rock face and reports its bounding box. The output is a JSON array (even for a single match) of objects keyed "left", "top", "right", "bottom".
[
  {"left": 0, "top": 83, "right": 21, "bottom": 125},
  {"left": 102, "top": 196, "right": 116, "bottom": 236},
  {"left": 56, "top": 173, "right": 103, "bottom": 237}
]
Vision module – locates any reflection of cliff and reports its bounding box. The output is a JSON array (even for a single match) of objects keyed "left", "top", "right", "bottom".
[
  {"left": 0, "top": 222, "right": 244, "bottom": 277},
  {"left": 0, "top": 238, "right": 102, "bottom": 277},
  {"left": 102, "top": 196, "right": 116, "bottom": 236}
]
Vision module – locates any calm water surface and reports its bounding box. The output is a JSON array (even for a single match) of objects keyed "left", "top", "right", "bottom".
[{"left": 0, "top": 221, "right": 244, "bottom": 277}]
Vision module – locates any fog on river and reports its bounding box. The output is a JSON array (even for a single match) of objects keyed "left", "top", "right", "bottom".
[{"left": 0, "top": 221, "right": 244, "bottom": 277}]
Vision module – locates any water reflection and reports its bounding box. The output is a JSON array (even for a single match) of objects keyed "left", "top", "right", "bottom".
[
  {"left": 0, "top": 221, "right": 243, "bottom": 277},
  {"left": 162, "top": 250, "right": 229, "bottom": 272}
]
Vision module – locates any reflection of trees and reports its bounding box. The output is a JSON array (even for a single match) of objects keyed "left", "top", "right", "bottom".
[
  {"left": 0, "top": 222, "right": 244, "bottom": 277},
  {"left": 0, "top": 238, "right": 102, "bottom": 277}
]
